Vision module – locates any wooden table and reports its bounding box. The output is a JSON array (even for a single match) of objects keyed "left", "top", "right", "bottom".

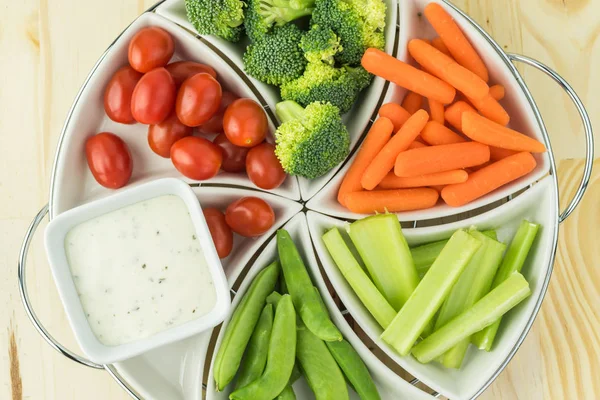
[{"left": 1, "top": 1, "right": 598, "bottom": 399}]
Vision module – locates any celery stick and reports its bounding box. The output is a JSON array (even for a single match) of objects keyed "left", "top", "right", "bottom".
[
  {"left": 412, "top": 273, "right": 531, "bottom": 363},
  {"left": 434, "top": 231, "right": 506, "bottom": 368},
  {"left": 472, "top": 220, "right": 539, "bottom": 351},
  {"left": 380, "top": 230, "right": 481, "bottom": 356},
  {"left": 348, "top": 214, "right": 420, "bottom": 310},
  {"left": 323, "top": 228, "right": 397, "bottom": 328}
]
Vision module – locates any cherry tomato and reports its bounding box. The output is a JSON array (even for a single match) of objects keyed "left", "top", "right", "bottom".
[
  {"left": 176, "top": 73, "right": 222, "bottom": 127},
  {"left": 103, "top": 66, "right": 143, "bottom": 124},
  {"left": 131, "top": 67, "right": 176, "bottom": 124},
  {"left": 225, "top": 197, "right": 274, "bottom": 237},
  {"left": 213, "top": 133, "right": 249, "bottom": 173},
  {"left": 203, "top": 208, "right": 233, "bottom": 259},
  {"left": 128, "top": 27, "right": 174, "bottom": 73},
  {"left": 170, "top": 136, "right": 222, "bottom": 180},
  {"left": 85, "top": 132, "right": 133, "bottom": 189},
  {"left": 200, "top": 92, "right": 239, "bottom": 134},
  {"left": 166, "top": 61, "right": 217, "bottom": 86},
  {"left": 223, "top": 98, "right": 267, "bottom": 148},
  {"left": 147, "top": 112, "right": 192, "bottom": 158},
  {"left": 246, "top": 143, "right": 286, "bottom": 189}
]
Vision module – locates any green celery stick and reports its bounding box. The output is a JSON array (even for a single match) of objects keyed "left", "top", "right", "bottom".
[
  {"left": 323, "top": 228, "right": 397, "bottom": 328},
  {"left": 412, "top": 273, "right": 531, "bottom": 363},
  {"left": 472, "top": 220, "right": 539, "bottom": 351},
  {"left": 434, "top": 231, "right": 506, "bottom": 368},
  {"left": 348, "top": 214, "right": 419, "bottom": 310},
  {"left": 380, "top": 230, "right": 481, "bottom": 356}
]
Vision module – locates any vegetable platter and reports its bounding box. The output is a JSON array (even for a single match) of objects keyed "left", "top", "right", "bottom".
[{"left": 17, "top": 0, "right": 593, "bottom": 400}]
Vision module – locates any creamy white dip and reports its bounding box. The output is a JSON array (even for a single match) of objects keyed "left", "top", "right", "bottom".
[{"left": 65, "top": 195, "right": 216, "bottom": 346}]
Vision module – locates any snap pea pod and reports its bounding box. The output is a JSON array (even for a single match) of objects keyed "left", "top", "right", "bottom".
[
  {"left": 277, "top": 230, "right": 342, "bottom": 342},
  {"left": 213, "top": 262, "right": 279, "bottom": 391},
  {"left": 230, "top": 295, "right": 297, "bottom": 400},
  {"left": 325, "top": 339, "right": 380, "bottom": 400},
  {"left": 235, "top": 304, "right": 274, "bottom": 389},
  {"left": 276, "top": 385, "right": 296, "bottom": 400},
  {"left": 266, "top": 291, "right": 283, "bottom": 308}
]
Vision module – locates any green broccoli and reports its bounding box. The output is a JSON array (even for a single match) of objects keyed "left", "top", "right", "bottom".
[
  {"left": 245, "top": 0, "right": 316, "bottom": 42},
  {"left": 184, "top": 0, "right": 245, "bottom": 42},
  {"left": 300, "top": 25, "right": 343, "bottom": 65},
  {"left": 280, "top": 61, "right": 372, "bottom": 113},
  {"left": 274, "top": 100, "right": 349, "bottom": 179},
  {"left": 311, "top": 0, "right": 386, "bottom": 65},
  {"left": 243, "top": 24, "right": 307, "bottom": 86}
]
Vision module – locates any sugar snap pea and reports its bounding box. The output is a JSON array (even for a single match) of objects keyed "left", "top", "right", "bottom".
[
  {"left": 266, "top": 291, "right": 283, "bottom": 308},
  {"left": 213, "top": 261, "right": 279, "bottom": 391},
  {"left": 235, "top": 304, "right": 274, "bottom": 389},
  {"left": 276, "top": 385, "right": 296, "bottom": 400},
  {"left": 230, "top": 294, "right": 297, "bottom": 400},
  {"left": 277, "top": 230, "right": 342, "bottom": 342}
]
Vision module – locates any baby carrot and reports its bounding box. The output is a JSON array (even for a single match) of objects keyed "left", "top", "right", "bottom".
[
  {"left": 408, "top": 140, "right": 428, "bottom": 150},
  {"left": 421, "top": 121, "right": 465, "bottom": 145},
  {"left": 378, "top": 169, "right": 468, "bottom": 189},
  {"left": 362, "top": 48, "right": 456, "bottom": 104},
  {"left": 428, "top": 98, "right": 445, "bottom": 124},
  {"left": 338, "top": 117, "right": 394, "bottom": 206},
  {"left": 424, "top": 3, "right": 489, "bottom": 82},
  {"left": 442, "top": 152, "right": 537, "bottom": 206},
  {"left": 408, "top": 39, "right": 489, "bottom": 100},
  {"left": 378, "top": 103, "right": 410, "bottom": 132},
  {"left": 402, "top": 91, "right": 424, "bottom": 114},
  {"left": 490, "top": 146, "right": 517, "bottom": 161},
  {"left": 466, "top": 93, "right": 510, "bottom": 125},
  {"left": 343, "top": 188, "right": 439, "bottom": 214},
  {"left": 394, "top": 142, "right": 490, "bottom": 177},
  {"left": 431, "top": 37, "right": 452, "bottom": 57},
  {"left": 361, "top": 110, "right": 429, "bottom": 190},
  {"left": 462, "top": 112, "right": 546, "bottom": 152},
  {"left": 430, "top": 185, "right": 445, "bottom": 192},
  {"left": 445, "top": 101, "right": 476, "bottom": 132},
  {"left": 489, "top": 84, "right": 505, "bottom": 101}
]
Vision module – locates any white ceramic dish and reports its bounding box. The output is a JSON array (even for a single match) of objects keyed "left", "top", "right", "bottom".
[{"left": 44, "top": 178, "right": 231, "bottom": 365}]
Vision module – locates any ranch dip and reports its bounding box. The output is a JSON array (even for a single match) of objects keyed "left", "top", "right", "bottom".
[{"left": 64, "top": 195, "right": 216, "bottom": 346}]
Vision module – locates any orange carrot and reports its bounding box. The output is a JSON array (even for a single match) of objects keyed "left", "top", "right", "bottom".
[
  {"left": 424, "top": 3, "right": 489, "bottom": 82},
  {"left": 338, "top": 117, "right": 394, "bottom": 206},
  {"left": 428, "top": 98, "right": 445, "bottom": 124},
  {"left": 441, "top": 152, "right": 537, "bottom": 206},
  {"left": 408, "top": 39, "right": 489, "bottom": 100},
  {"left": 408, "top": 140, "right": 428, "bottom": 149},
  {"left": 378, "top": 103, "right": 411, "bottom": 132},
  {"left": 430, "top": 185, "right": 446, "bottom": 192},
  {"left": 421, "top": 121, "right": 465, "bottom": 145},
  {"left": 466, "top": 93, "right": 510, "bottom": 125},
  {"left": 394, "top": 142, "right": 490, "bottom": 177},
  {"left": 343, "top": 188, "right": 439, "bottom": 213},
  {"left": 431, "top": 37, "right": 452, "bottom": 57},
  {"left": 362, "top": 48, "right": 456, "bottom": 104},
  {"left": 378, "top": 169, "right": 468, "bottom": 189},
  {"left": 361, "top": 110, "right": 429, "bottom": 190},
  {"left": 444, "top": 101, "right": 476, "bottom": 132},
  {"left": 489, "top": 146, "right": 517, "bottom": 161},
  {"left": 462, "top": 112, "right": 546, "bottom": 152},
  {"left": 402, "top": 91, "right": 424, "bottom": 114},
  {"left": 489, "top": 84, "right": 505, "bottom": 101}
]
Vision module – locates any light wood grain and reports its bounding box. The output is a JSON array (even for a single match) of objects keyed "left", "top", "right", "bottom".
[{"left": 1, "top": 0, "right": 598, "bottom": 399}]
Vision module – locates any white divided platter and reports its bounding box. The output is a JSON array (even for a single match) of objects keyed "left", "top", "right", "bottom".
[
  {"left": 156, "top": 0, "right": 399, "bottom": 200},
  {"left": 308, "top": 0, "right": 552, "bottom": 221}
]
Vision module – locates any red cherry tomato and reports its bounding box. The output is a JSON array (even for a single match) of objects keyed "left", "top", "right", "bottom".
[
  {"left": 223, "top": 98, "right": 267, "bottom": 148},
  {"left": 147, "top": 112, "right": 192, "bottom": 158},
  {"left": 225, "top": 197, "right": 275, "bottom": 237},
  {"left": 200, "top": 91, "right": 239, "bottom": 134},
  {"left": 203, "top": 208, "right": 233, "bottom": 259},
  {"left": 176, "top": 73, "right": 222, "bottom": 127},
  {"left": 128, "top": 27, "right": 174, "bottom": 73},
  {"left": 170, "top": 136, "right": 222, "bottom": 180},
  {"left": 103, "top": 66, "right": 143, "bottom": 124},
  {"left": 131, "top": 67, "right": 176, "bottom": 124},
  {"left": 213, "top": 133, "right": 249, "bottom": 173},
  {"left": 246, "top": 143, "right": 286, "bottom": 189},
  {"left": 166, "top": 61, "right": 217, "bottom": 86},
  {"left": 85, "top": 132, "right": 133, "bottom": 189}
]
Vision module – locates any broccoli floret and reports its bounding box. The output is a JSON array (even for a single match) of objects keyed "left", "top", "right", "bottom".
[
  {"left": 245, "top": 0, "right": 316, "bottom": 42},
  {"left": 274, "top": 100, "right": 349, "bottom": 179},
  {"left": 185, "top": 0, "right": 245, "bottom": 42},
  {"left": 300, "top": 25, "right": 343, "bottom": 65},
  {"left": 243, "top": 24, "right": 307, "bottom": 86},
  {"left": 311, "top": 0, "right": 386, "bottom": 65},
  {"left": 280, "top": 62, "right": 372, "bottom": 113}
]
